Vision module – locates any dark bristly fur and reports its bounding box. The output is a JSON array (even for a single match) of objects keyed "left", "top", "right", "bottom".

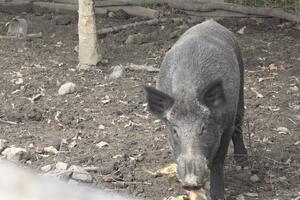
[{"left": 145, "top": 19, "right": 247, "bottom": 200}]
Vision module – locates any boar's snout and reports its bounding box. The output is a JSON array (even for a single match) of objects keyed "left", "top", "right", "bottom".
[{"left": 177, "top": 154, "right": 209, "bottom": 190}]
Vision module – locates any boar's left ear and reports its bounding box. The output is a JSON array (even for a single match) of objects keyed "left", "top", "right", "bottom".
[{"left": 144, "top": 86, "right": 174, "bottom": 118}]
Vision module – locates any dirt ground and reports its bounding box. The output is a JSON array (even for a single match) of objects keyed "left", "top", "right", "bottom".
[{"left": 0, "top": 7, "right": 299, "bottom": 200}]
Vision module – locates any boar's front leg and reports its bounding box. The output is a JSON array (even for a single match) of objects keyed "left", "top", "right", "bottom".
[{"left": 210, "top": 127, "right": 232, "bottom": 200}]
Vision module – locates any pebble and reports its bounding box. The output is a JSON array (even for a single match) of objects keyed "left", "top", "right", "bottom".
[
  {"left": 56, "top": 162, "right": 68, "bottom": 170},
  {"left": 77, "top": 64, "right": 91, "bottom": 71},
  {"left": 0, "top": 139, "right": 8, "bottom": 152},
  {"left": 44, "top": 146, "right": 59, "bottom": 155},
  {"left": 58, "top": 82, "right": 76, "bottom": 95},
  {"left": 125, "top": 33, "right": 147, "bottom": 45},
  {"left": 244, "top": 192, "right": 258, "bottom": 197},
  {"left": 109, "top": 65, "right": 124, "bottom": 79},
  {"left": 98, "top": 125, "right": 105, "bottom": 130},
  {"left": 236, "top": 194, "right": 245, "bottom": 200},
  {"left": 250, "top": 174, "right": 260, "bottom": 182},
  {"left": 15, "top": 78, "right": 24, "bottom": 85},
  {"left": 1, "top": 147, "right": 27, "bottom": 162},
  {"left": 96, "top": 141, "right": 109, "bottom": 149},
  {"left": 41, "top": 164, "right": 52, "bottom": 172},
  {"left": 69, "top": 165, "right": 93, "bottom": 183}
]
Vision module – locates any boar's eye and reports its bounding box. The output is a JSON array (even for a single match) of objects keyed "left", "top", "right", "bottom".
[
  {"left": 203, "top": 81, "right": 225, "bottom": 108},
  {"left": 170, "top": 125, "right": 179, "bottom": 138}
]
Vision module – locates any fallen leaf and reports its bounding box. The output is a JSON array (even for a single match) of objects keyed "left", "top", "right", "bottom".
[
  {"left": 177, "top": 195, "right": 186, "bottom": 200},
  {"left": 237, "top": 26, "right": 247, "bottom": 34},
  {"left": 144, "top": 163, "right": 177, "bottom": 178}
]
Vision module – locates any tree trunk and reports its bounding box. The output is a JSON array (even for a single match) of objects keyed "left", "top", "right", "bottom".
[{"left": 78, "top": 0, "right": 99, "bottom": 66}]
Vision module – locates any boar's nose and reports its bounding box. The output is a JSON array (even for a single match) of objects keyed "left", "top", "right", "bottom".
[{"left": 177, "top": 156, "right": 208, "bottom": 189}]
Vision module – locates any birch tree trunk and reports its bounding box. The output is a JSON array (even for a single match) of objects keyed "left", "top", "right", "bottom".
[{"left": 78, "top": 0, "right": 99, "bottom": 66}]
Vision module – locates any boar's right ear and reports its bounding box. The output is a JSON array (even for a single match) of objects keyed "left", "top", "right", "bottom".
[{"left": 144, "top": 86, "right": 174, "bottom": 118}]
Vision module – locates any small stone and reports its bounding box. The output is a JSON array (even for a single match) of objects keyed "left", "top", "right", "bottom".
[
  {"left": 109, "top": 65, "right": 124, "bottom": 79},
  {"left": 2, "top": 147, "right": 27, "bottom": 162},
  {"left": 56, "top": 162, "right": 68, "bottom": 170},
  {"left": 0, "top": 139, "right": 8, "bottom": 152},
  {"left": 107, "top": 11, "right": 116, "bottom": 18},
  {"left": 113, "top": 154, "right": 122, "bottom": 159},
  {"left": 27, "top": 108, "right": 43, "bottom": 121},
  {"left": 244, "top": 192, "right": 258, "bottom": 197},
  {"left": 15, "top": 78, "right": 24, "bottom": 85},
  {"left": 290, "top": 86, "right": 299, "bottom": 92},
  {"left": 41, "top": 164, "right": 52, "bottom": 172},
  {"left": 100, "top": 161, "right": 117, "bottom": 175},
  {"left": 276, "top": 127, "right": 291, "bottom": 135},
  {"left": 28, "top": 143, "right": 34, "bottom": 148},
  {"left": 125, "top": 33, "right": 146, "bottom": 45},
  {"left": 44, "top": 146, "right": 59, "bottom": 155},
  {"left": 58, "top": 82, "right": 76, "bottom": 95},
  {"left": 69, "top": 165, "right": 93, "bottom": 183},
  {"left": 98, "top": 125, "right": 105, "bottom": 130},
  {"left": 236, "top": 194, "right": 245, "bottom": 200},
  {"left": 77, "top": 64, "right": 91, "bottom": 71},
  {"left": 250, "top": 174, "right": 260, "bottom": 182},
  {"left": 96, "top": 141, "right": 109, "bottom": 149},
  {"left": 74, "top": 45, "right": 79, "bottom": 53},
  {"left": 235, "top": 165, "right": 242, "bottom": 171}
]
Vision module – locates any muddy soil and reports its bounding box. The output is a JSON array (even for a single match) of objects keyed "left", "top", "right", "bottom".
[{"left": 0, "top": 8, "right": 299, "bottom": 200}]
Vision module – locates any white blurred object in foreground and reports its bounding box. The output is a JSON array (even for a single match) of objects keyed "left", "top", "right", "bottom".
[{"left": 0, "top": 160, "right": 137, "bottom": 200}]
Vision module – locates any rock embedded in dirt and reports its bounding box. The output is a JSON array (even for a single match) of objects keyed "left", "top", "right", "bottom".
[
  {"left": 58, "top": 82, "right": 76, "bottom": 95},
  {"left": 41, "top": 164, "right": 52, "bottom": 172},
  {"left": 109, "top": 65, "right": 124, "bottom": 79},
  {"left": 56, "top": 162, "right": 68, "bottom": 170},
  {"left": 250, "top": 174, "right": 260, "bottom": 182},
  {"left": 0, "top": 139, "right": 8, "bottom": 152},
  {"left": 100, "top": 161, "right": 117, "bottom": 175},
  {"left": 236, "top": 194, "right": 245, "bottom": 200},
  {"left": 96, "top": 141, "right": 109, "bottom": 149},
  {"left": 244, "top": 192, "right": 258, "bottom": 197},
  {"left": 5, "top": 111, "right": 25, "bottom": 122},
  {"left": 69, "top": 165, "right": 93, "bottom": 183},
  {"left": 1, "top": 147, "right": 27, "bottom": 162},
  {"left": 43, "top": 146, "right": 59, "bottom": 155},
  {"left": 54, "top": 15, "right": 72, "bottom": 25},
  {"left": 125, "top": 33, "right": 148, "bottom": 45},
  {"left": 26, "top": 108, "right": 43, "bottom": 121}
]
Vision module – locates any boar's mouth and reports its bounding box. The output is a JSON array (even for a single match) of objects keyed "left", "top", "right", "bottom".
[{"left": 182, "top": 185, "right": 203, "bottom": 192}]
